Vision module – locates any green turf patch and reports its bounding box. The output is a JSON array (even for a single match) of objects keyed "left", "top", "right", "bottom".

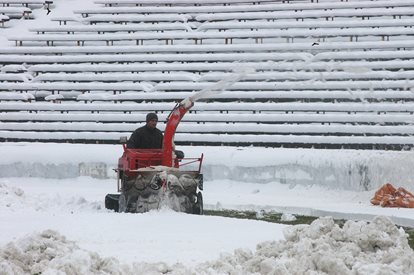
[
  {"left": 204, "top": 209, "right": 320, "bottom": 225},
  {"left": 406, "top": 227, "right": 414, "bottom": 250}
]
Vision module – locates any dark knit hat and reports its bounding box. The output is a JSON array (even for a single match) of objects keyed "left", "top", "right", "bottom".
[{"left": 146, "top": 112, "right": 158, "bottom": 122}]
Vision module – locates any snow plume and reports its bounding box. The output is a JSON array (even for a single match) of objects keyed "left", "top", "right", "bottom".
[
  {"left": 182, "top": 67, "right": 256, "bottom": 106},
  {"left": 0, "top": 217, "right": 412, "bottom": 275}
]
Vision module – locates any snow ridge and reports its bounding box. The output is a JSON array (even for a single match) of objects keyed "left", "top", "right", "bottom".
[
  {"left": 0, "top": 182, "right": 103, "bottom": 213},
  {"left": 0, "top": 230, "right": 129, "bottom": 275},
  {"left": 0, "top": 216, "right": 412, "bottom": 275}
]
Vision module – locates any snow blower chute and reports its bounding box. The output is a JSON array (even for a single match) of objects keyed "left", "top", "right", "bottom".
[{"left": 104, "top": 69, "right": 253, "bottom": 214}]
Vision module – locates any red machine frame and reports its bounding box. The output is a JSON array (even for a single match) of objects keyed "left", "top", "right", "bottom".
[{"left": 116, "top": 98, "right": 203, "bottom": 192}]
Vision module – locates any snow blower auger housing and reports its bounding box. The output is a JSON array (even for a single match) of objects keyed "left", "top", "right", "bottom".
[{"left": 105, "top": 98, "right": 204, "bottom": 214}]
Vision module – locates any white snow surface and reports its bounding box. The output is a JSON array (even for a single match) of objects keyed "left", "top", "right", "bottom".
[
  {"left": 0, "top": 0, "right": 414, "bottom": 273},
  {"left": 1, "top": 143, "right": 414, "bottom": 274}
]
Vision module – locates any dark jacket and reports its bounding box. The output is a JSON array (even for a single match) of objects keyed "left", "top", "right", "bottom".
[{"left": 126, "top": 125, "right": 163, "bottom": 149}]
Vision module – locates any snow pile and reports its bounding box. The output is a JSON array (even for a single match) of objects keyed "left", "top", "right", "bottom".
[
  {"left": 197, "top": 216, "right": 414, "bottom": 274},
  {"left": 1, "top": 216, "right": 412, "bottom": 275},
  {"left": 0, "top": 181, "right": 102, "bottom": 213},
  {"left": 0, "top": 182, "right": 25, "bottom": 209},
  {"left": 280, "top": 213, "right": 297, "bottom": 222},
  {"left": 0, "top": 230, "right": 190, "bottom": 275},
  {"left": 0, "top": 230, "right": 130, "bottom": 275},
  {"left": 35, "top": 194, "right": 103, "bottom": 213}
]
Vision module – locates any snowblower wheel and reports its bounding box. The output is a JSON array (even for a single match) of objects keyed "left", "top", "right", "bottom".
[
  {"left": 118, "top": 193, "right": 127, "bottom": 213},
  {"left": 193, "top": 191, "right": 203, "bottom": 215},
  {"left": 105, "top": 194, "right": 120, "bottom": 212}
]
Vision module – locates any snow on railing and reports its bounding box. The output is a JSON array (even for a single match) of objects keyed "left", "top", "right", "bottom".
[
  {"left": 0, "top": 92, "right": 34, "bottom": 101},
  {"left": 0, "top": 0, "right": 52, "bottom": 26},
  {"left": 32, "top": 72, "right": 199, "bottom": 82},
  {"left": 28, "top": 70, "right": 414, "bottom": 83},
  {"left": 195, "top": 7, "right": 414, "bottom": 22},
  {"left": 80, "top": 13, "right": 192, "bottom": 23},
  {"left": 1, "top": 40, "right": 414, "bottom": 54},
  {"left": 74, "top": 90, "right": 414, "bottom": 102},
  {"left": 2, "top": 121, "right": 414, "bottom": 135},
  {"left": 93, "top": 0, "right": 286, "bottom": 6},
  {"left": 0, "top": 0, "right": 51, "bottom": 5},
  {"left": 197, "top": 18, "right": 414, "bottom": 31},
  {"left": 9, "top": 26, "right": 414, "bottom": 45},
  {"left": 2, "top": 130, "right": 414, "bottom": 146},
  {"left": 2, "top": 112, "right": 414, "bottom": 124},
  {"left": 24, "top": 59, "right": 414, "bottom": 73},
  {"left": 0, "top": 52, "right": 313, "bottom": 64},
  {"left": 152, "top": 80, "right": 414, "bottom": 92},
  {"left": 29, "top": 22, "right": 196, "bottom": 33},
  {"left": 76, "top": 0, "right": 414, "bottom": 16},
  {"left": 4, "top": 101, "right": 414, "bottom": 112},
  {"left": 0, "top": 0, "right": 414, "bottom": 149},
  {"left": 0, "top": 82, "right": 152, "bottom": 91},
  {"left": 0, "top": 73, "right": 32, "bottom": 82}
]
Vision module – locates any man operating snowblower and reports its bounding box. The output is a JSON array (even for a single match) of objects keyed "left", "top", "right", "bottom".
[
  {"left": 127, "top": 113, "right": 163, "bottom": 149},
  {"left": 127, "top": 112, "right": 184, "bottom": 159}
]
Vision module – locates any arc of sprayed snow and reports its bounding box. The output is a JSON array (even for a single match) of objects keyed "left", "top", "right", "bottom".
[{"left": 180, "top": 67, "right": 255, "bottom": 107}]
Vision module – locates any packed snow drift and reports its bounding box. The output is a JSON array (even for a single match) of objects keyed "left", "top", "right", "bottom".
[
  {"left": 1, "top": 143, "right": 414, "bottom": 274},
  {"left": 1, "top": 214, "right": 413, "bottom": 274}
]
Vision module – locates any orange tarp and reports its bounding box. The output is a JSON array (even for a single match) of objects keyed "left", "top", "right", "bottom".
[{"left": 371, "top": 183, "right": 414, "bottom": 208}]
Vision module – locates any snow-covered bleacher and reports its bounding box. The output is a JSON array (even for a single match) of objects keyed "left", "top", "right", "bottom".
[
  {"left": 0, "top": 0, "right": 414, "bottom": 149},
  {"left": 0, "top": 0, "right": 52, "bottom": 25},
  {"left": 10, "top": 26, "right": 414, "bottom": 46}
]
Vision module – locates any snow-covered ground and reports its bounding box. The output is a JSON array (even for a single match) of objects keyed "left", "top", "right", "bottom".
[
  {"left": 0, "top": 142, "right": 414, "bottom": 274},
  {"left": 0, "top": 0, "right": 414, "bottom": 273}
]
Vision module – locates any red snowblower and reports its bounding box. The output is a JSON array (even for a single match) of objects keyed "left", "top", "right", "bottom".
[
  {"left": 105, "top": 96, "right": 204, "bottom": 214},
  {"left": 104, "top": 69, "right": 252, "bottom": 214}
]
